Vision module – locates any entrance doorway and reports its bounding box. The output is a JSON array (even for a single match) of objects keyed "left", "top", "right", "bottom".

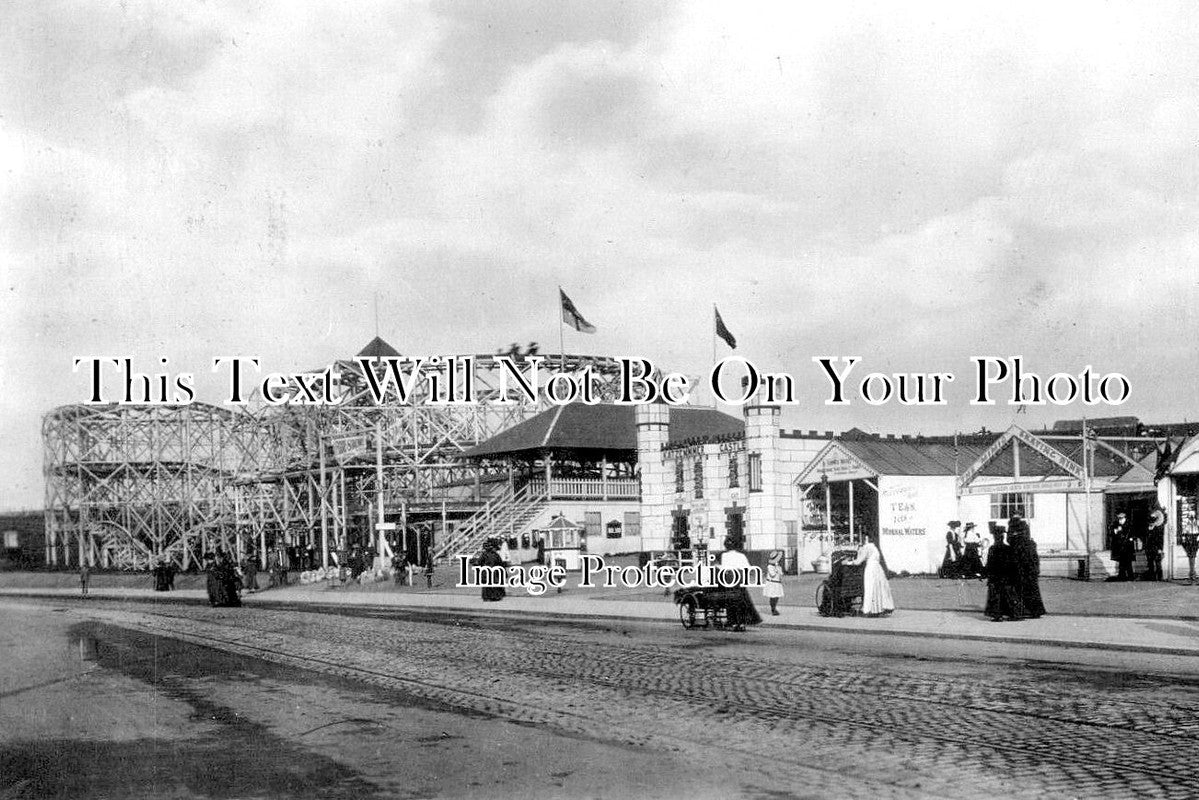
[
  {"left": 813, "top": 479, "right": 879, "bottom": 544},
  {"left": 1104, "top": 492, "right": 1158, "bottom": 549}
]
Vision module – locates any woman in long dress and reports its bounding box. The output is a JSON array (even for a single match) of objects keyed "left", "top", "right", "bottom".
[
  {"left": 983, "top": 526, "right": 1025, "bottom": 621},
  {"left": 850, "top": 536, "right": 894, "bottom": 616},
  {"left": 211, "top": 551, "right": 242, "bottom": 607},
  {"left": 204, "top": 554, "right": 220, "bottom": 605},
  {"left": 939, "top": 521, "right": 962, "bottom": 578},
  {"left": 720, "top": 535, "right": 762, "bottom": 631},
  {"left": 959, "top": 523, "right": 985, "bottom": 577},
  {"left": 475, "top": 539, "right": 506, "bottom": 602},
  {"left": 1007, "top": 517, "right": 1045, "bottom": 619}
]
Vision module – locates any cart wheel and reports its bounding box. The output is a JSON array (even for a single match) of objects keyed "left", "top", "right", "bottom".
[
  {"left": 679, "top": 598, "right": 698, "bottom": 629},
  {"left": 815, "top": 581, "right": 829, "bottom": 617}
]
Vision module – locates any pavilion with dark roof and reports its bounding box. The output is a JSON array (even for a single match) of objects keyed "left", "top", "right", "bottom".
[{"left": 464, "top": 403, "right": 742, "bottom": 501}]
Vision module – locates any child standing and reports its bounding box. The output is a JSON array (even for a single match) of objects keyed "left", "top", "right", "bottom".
[{"left": 763, "top": 550, "right": 785, "bottom": 616}]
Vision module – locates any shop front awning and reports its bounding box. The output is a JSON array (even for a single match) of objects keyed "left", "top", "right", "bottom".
[{"left": 1104, "top": 452, "right": 1157, "bottom": 494}]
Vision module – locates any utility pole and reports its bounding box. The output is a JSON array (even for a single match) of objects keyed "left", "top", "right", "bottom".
[{"left": 1082, "top": 419, "right": 1093, "bottom": 580}]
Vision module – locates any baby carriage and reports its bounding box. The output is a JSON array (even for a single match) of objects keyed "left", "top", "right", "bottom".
[{"left": 816, "top": 550, "right": 865, "bottom": 617}]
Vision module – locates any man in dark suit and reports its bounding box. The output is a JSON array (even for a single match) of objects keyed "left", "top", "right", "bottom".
[
  {"left": 1109, "top": 512, "right": 1136, "bottom": 581},
  {"left": 1143, "top": 507, "right": 1166, "bottom": 581}
]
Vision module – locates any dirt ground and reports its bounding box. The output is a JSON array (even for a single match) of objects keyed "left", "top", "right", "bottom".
[{"left": 0, "top": 603, "right": 758, "bottom": 799}]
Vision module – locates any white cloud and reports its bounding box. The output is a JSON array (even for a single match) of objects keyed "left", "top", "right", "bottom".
[{"left": 3, "top": 1, "right": 1199, "bottom": 507}]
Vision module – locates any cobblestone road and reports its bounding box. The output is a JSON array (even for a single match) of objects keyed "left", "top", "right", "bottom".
[{"left": 36, "top": 600, "right": 1199, "bottom": 799}]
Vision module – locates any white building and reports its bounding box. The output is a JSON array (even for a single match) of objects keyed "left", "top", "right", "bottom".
[
  {"left": 635, "top": 401, "right": 831, "bottom": 572},
  {"left": 459, "top": 402, "right": 1185, "bottom": 578}
]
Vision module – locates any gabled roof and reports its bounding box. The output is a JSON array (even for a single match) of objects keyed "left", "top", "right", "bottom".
[
  {"left": 1109, "top": 452, "right": 1156, "bottom": 488},
  {"left": 464, "top": 404, "right": 743, "bottom": 459}
]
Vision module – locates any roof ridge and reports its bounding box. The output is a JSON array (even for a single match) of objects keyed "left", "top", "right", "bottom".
[{"left": 541, "top": 404, "right": 566, "bottom": 449}]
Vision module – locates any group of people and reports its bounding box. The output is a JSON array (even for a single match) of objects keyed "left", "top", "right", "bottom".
[
  {"left": 744, "top": 533, "right": 896, "bottom": 624},
  {"left": 983, "top": 516, "right": 1045, "bottom": 622},
  {"left": 1108, "top": 508, "right": 1167, "bottom": 582},
  {"left": 939, "top": 521, "right": 986, "bottom": 579},
  {"left": 390, "top": 552, "right": 435, "bottom": 588},
  {"left": 204, "top": 549, "right": 242, "bottom": 608},
  {"left": 264, "top": 548, "right": 291, "bottom": 588}
]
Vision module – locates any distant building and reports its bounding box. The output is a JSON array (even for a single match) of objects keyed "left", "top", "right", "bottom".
[{"left": 0, "top": 511, "right": 45, "bottom": 569}]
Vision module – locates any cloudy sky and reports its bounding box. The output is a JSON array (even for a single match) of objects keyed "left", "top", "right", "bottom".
[{"left": 3, "top": 1, "right": 1198, "bottom": 509}]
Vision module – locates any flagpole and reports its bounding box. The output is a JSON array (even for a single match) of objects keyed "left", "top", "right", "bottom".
[
  {"left": 1083, "top": 417, "right": 1092, "bottom": 580},
  {"left": 558, "top": 286, "right": 565, "bottom": 372},
  {"left": 711, "top": 304, "right": 718, "bottom": 408}
]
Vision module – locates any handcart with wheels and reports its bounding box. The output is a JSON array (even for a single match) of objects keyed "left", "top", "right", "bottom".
[
  {"left": 816, "top": 550, "right": 865, "bottom": 617},
  {"left": 673, "top": 585, "right": 746, "bottom": 629}
]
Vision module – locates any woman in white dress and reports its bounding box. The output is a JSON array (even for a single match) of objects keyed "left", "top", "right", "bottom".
[
  {"left": 719, "top": 535, "right": 762, "bottom": 631},
  {"left": 850, "top": 537, "right": 894, "bottom": 616}
]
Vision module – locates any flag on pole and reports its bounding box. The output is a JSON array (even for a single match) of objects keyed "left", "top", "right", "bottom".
[
  {"left": 714, "top": 306, "right": 737, "bottom": 349},
  {"left": 560, "top": 289, "right": 596, "bottom": 333}
]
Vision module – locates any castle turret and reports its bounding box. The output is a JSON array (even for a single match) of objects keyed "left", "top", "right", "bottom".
[
  {"left": 743, "top": 397, "right": 783, "bottom": 553},
  {"left": 635, "top": 402, "right": 672, "bottom": 551}
]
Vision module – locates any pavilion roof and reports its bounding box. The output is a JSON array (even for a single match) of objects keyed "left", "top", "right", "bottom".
[{"left": 464, "top": 403, "right": 743, "bottom": 459}]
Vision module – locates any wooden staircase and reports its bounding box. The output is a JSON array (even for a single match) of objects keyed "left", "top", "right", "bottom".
[{"left": 431, "top": 481, "right": 549, "bottom": 561}]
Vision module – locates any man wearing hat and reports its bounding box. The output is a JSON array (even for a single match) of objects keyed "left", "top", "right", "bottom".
[
  {"left": 762, "top": 551, "right": 785, "bottom": 616},
  {"left": 1143, "top": 507, "right": 1167, "bottom": 581},
  {"left": 1109, "top": 512, "right": 1136, "bottom": 582}
]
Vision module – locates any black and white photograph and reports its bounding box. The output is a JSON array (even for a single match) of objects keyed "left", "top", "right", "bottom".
[{"left": 3, "top": 2, "right": 1199, "bottom": 798}]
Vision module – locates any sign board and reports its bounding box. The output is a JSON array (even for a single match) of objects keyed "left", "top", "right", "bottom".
[
  {"left": 799, "top": 443, "right": 875, "bottom": 484},
  {"left": 958, "top": 479, "right": 1086, "bottom": 496},
  {"left": 376, "top": 522, "right": 397, "bottom": 531}
]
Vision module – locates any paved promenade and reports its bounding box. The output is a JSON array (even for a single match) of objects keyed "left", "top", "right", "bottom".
[{"left": 5, "top": 570, "right": 1199, "bottom": 658}]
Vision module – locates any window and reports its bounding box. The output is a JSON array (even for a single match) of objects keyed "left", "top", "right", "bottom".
[
  {"left": 675, "top": 459, "right": 685, "bottom": 493},
  {"left": 671, "top": 513, "right": 691, "bottom": 550},
  {"left": 584, "top": 511, "right": 602, "bottom": 539},
  {"left": 748, "top": 453, "right": 762, "bottom": 492},
  {"left": 694, "top": 459, "right": 704, "bottom": 499},
  {"left": 623, "top": 511, "right": 641, "bottom": 538},
  {"left": 3, "top": 530, "right": 17, "bottom": 549},
  {"left": 990, "top": 493, "right": 1034, "bottom": 520},
  {"left": 725, "top": 508, "right": 745, "bottom": 542},
  {"left": 785, "top": 520, "right": 798, "bottom": 549},
  {"left": 728, "top": 455, "right": 740, "bottom": 489}
]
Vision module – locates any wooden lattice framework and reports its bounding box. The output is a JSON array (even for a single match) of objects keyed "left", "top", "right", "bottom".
[
  {"left": 43, "top": 352, "right": 631, "bottom": 570},
  {"left": 42, "top": 403, "right": 238, "bottom": 570}
]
